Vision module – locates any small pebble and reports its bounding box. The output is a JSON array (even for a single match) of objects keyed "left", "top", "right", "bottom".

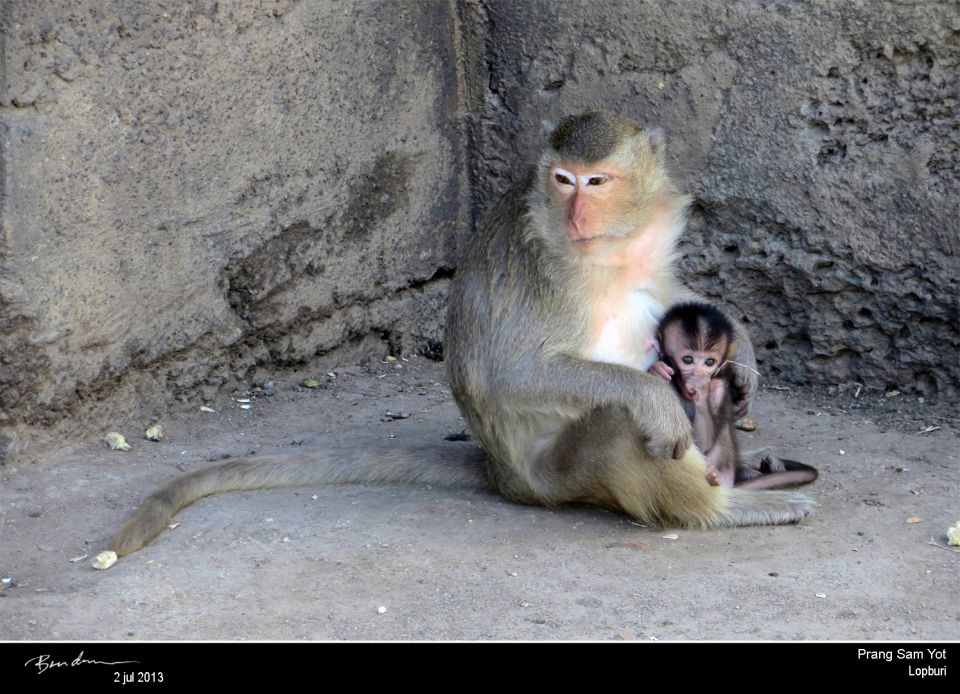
[
  {"left": 104, "top": 432, "right": 132, "bottom": 451},
  {"left": 946, "top": 521, "right": 960, "bottom": 546},
  {"left": 92, "top": 551, "right": 118, "bottom": 570}
]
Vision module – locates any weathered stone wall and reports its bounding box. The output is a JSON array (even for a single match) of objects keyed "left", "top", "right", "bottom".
[
  {"left": 1, "top": 1, "right": 956, "bottom": 458},
  {"left": 460, "top": 0, "right": 959, "bottom": 399},
  {"left": 0, "top": 1, "right": 469, "bottom": 452}
]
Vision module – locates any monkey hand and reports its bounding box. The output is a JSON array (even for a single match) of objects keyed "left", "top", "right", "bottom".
[
  {"left": 649, "top": 360, "right": 674, "bottom": 382},
  {"left": 684, "top": 371, "right": 711, "bottom": 407},
  {"left": 633, "top": 382, "right": 693, "bottom": 460},
  {"left": 707, "top": 378, "right": 727, "bottom": 418}
]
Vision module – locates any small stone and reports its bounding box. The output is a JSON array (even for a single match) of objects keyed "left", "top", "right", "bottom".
[
  {"left": 946, "top": 521, "right": 960, "bottom": 546},
  {"left": 104, "top": 432, "right": 132, "bottom": 451},
  {"left": 92, "top": 551, "right": 118, "bottom": 570}
]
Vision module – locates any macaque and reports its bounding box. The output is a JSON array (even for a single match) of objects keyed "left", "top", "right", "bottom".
[
  {"left": 651, "top": 302, "right": 818, "bottom": 490},
  {"left": 111, "top": 111, "right": 812, "bottom": 557},
  {"left": 445, "top": 110, "right": 811, "bottom": 525},
  {"left": 651, "top": 301, "right": 740, "bottom": 488}
]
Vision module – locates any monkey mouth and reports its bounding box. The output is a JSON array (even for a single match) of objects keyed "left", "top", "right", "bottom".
[
  {"left": 569, "top": 232, "right": 605, "bottom": 245},
  {"left": 567, "top": 221, "right": 604, "bottom": 244}
]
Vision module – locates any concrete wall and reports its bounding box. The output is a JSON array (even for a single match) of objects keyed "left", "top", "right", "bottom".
[
  {"left": 461, "top": 0, "right": 958, "bottom": 399},
  {"left": 0, "top": 1, "right": 470, "bottom": 454},
  {"left": 1, "top": 1, "right": 956, "bottom": 457}
]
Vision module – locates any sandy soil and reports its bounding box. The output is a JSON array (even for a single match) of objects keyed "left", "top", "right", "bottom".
[{"left": 1, "top": 356, "right": 957, "bottom": 640}]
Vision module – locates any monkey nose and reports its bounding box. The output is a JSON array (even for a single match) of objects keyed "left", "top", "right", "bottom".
[{"left": 570, "top": 191, "right": 588, "bottom": 220}]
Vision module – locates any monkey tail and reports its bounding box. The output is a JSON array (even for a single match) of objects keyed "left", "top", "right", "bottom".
[
  {"left": 734, "top": 459, "right": 819, "bottom": 491},
  {"left": 112, "top": 441, "right": 490, "bottom": 557}
]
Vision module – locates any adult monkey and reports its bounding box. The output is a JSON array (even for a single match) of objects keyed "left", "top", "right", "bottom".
[
  {"left": 112, "top": 111, "right": 810, "bottom": 557},
  {"left": 444, "top": 110, "right": 811, "bottom": 526}
]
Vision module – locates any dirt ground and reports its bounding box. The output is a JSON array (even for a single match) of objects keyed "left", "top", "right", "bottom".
[{"left": 0, "top": 355, "right": 957, "bottom": 641}]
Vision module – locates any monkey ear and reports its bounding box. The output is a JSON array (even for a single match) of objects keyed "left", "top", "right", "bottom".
[{"left": 645, "top": 128, "right": 665, "bottom": 158}]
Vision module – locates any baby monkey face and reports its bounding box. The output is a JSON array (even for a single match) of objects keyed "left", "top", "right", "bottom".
[{"left": 660, "top": 322, "right": 728, "bottom": 401}]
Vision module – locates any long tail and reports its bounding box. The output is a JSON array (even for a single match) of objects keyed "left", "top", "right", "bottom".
[
  {"left": 735, "top": 459, "right": 819, "bottom": 491},
  {"left": 112, "top": 441, "right": 490, "bottom": 556}
]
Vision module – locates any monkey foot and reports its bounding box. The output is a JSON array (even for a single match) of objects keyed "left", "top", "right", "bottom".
[{"left": 705, "top": 465, "right": 722, "bottom": 487}]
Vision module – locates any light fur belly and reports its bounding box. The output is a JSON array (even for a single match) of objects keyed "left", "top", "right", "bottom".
[{"left": 588, "top": 290, "right": 664, "bottom": 371}]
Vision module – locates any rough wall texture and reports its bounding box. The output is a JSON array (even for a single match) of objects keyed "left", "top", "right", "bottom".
[
  {"left": 461, "top": 0, "right": 959, "bottom": 399},
  {"left": 0, "top": 1, "right": 957, "bottom": 457},
  {"left": 0, "top": 1, "right": 469, "bottom": 453}
]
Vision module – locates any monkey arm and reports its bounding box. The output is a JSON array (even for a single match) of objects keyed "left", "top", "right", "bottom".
[
  {"left": 672, "top": 287, "right": 758, "bottom": 417},
  {"left": 691, "top": 402, "right": 716, "bottom": 454},
  {"left": 489, "top": 353, "right": 693, "bottom": 460}
]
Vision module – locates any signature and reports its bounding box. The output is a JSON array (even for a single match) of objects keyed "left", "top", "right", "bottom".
[{"left": 24, "top": 651, "right": 139, "bottom": 674}]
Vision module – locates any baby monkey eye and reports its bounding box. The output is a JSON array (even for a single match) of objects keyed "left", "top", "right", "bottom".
[
  {"left": 705, "top": 358, "right": 717, "bottom": 367},
  {"left": 681, "top": 356, "right": 694, "bottom": 365}
]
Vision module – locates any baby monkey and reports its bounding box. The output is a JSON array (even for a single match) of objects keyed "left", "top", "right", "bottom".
[
  {"left": 650, "top": 302, "right": 740, "bottom": 487},
  {"left": 650, "top": 302, "right": 818, "bottom": 490}
]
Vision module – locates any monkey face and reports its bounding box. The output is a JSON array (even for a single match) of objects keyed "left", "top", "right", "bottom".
[
  {"left": 661, "top": 323, "right": 728, "bottom": 402},
  {"left": 548, "top": 163, "right": 628, "bottom": 247}
]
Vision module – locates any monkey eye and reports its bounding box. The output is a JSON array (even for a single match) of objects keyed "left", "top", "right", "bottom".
[
  {"left": 586, "top": 175, "right": 608, "bottom": 186},
  {"left": 553, "top": 171, "right": 575, "bottom": 186},
  {"left": 705, "top": 358, "right": 717, "bottom": 367},
  {"left": 681, "top": 356, "right": 694, "bottom": 365}
]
